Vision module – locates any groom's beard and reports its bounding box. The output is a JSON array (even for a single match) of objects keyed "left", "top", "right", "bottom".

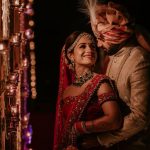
[
  {"left": 101, "top": 38, "right": 131, "bottom": 55},
  {"left": 101, "top": 44, "right": 121, "bottom": 56}
]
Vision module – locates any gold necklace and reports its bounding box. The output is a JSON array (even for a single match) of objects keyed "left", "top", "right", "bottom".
[{"left": 72, "top": 71, "right": 93, "bottom": 87}]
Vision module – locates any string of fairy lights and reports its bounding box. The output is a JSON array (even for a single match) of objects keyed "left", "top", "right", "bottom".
[
  {"left": 25, "top": 0, "right": 37, "bottom": 99},
  {"left": 0, "top": 0, "right": 36, "bottom": 149}
]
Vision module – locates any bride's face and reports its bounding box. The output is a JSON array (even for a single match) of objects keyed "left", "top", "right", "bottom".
[{"left": 69, "top": 36, "right": 97, "bottom": 68}]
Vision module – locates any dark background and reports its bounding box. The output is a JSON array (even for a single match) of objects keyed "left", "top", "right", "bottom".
[
  {"left": 29, "top": 0, "right": 150, "bottom": 150},
  {"left": 29, "top": 1, "right": 90, "bottom": 150}
]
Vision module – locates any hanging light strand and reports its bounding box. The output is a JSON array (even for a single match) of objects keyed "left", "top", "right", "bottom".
[{"left": 24, "top": 0, "right": 36, "bottom": 100}]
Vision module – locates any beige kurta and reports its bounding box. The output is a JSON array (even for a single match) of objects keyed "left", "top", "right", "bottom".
[{"left": 97, "top": 44, "right": 150, "bottom": 150}]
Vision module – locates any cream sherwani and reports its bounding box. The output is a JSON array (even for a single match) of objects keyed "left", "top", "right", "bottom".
[{"left": 97, "top": 44, "right": 150, "bottom": 150}]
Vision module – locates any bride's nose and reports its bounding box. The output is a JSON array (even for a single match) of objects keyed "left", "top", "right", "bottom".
[{"left": 86, "top": 45, "right": 93, "bottom": 52}]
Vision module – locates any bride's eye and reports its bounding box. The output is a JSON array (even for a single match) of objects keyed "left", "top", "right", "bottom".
[{"left": 80, "top": 44, "right": 86, "bottom": 49}]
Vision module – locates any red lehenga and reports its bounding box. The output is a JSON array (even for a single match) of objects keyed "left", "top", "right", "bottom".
[{"left": 53, "top": 49, "right": 117, "bottom": 150}]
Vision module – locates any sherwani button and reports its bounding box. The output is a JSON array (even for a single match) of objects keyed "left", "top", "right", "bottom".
[
  {"left": 124, "top": 96, "right": 128, "bottom": 101},
  {"left": 114, "top": 59, "right": 117, "bottom": 63}
]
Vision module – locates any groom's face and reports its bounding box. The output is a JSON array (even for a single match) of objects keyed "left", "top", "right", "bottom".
[{"left": 91, "top": 2, "right": 130, "bottom": 52}]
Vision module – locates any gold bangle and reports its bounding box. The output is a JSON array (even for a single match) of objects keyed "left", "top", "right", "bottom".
[
  {"left": 81, "top": 121, "right": 90, "bottom": 133},
  {"left": 90, "top": 120, "right": 95, "bottom": 132},
  {"left": 87, "top": 120, "right": 95, "bottom": 132}
]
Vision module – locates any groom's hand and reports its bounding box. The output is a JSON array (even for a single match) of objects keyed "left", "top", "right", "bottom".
[{"left": 80, "top": 135, "right": 101, "bottom": 149}]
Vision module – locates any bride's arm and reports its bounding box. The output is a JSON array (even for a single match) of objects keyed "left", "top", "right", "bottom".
[{"left": 73, "top": 82, "right": 122, "bottom": 135}]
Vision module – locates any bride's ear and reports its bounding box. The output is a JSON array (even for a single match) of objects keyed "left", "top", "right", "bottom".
[{"left": 67, "top": 52, "right": 74, "bottom": 62}]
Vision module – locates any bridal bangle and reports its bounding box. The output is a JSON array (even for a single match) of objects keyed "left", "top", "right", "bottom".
[{"left": 74, "top": 120, "right": 95, "bottom": 134}]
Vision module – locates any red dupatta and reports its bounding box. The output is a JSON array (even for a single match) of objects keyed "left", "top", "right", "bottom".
[{"left": 53, "top": 47, "right": 74, "bottom": 150}]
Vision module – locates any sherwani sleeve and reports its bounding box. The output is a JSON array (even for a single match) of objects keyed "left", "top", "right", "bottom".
[{"left": 97, "top": 52, "right": 150, "bottom": 147}]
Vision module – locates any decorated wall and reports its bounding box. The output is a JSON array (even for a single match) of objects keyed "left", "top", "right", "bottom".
[{"left": 0, "top": 0, "right": 36, "bottom": 149}]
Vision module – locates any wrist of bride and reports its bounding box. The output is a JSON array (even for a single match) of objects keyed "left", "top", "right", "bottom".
[{"left": 73, "top": 120, "right": 95, "bottom": 135}]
